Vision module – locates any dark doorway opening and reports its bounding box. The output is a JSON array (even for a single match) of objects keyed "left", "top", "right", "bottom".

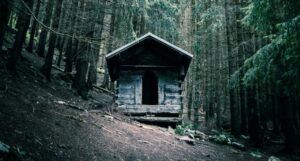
[{"left": 142, "top": 71, "right": 158, "bottom": 105}]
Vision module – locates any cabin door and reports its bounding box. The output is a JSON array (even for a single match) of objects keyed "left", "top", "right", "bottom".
[{"left": 142, "top": 71, "right": 158, "bottom": 105}]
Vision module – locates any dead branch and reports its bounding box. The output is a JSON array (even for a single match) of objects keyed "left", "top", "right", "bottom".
[
  {"left": 104, "top": 111, "right": 122, "bottom": 121},
  {"left": 54, "top": 100, "right": 85, "bottom": 111},
  {"left": 52, "top": 111, "right": 86, "bottom": 123},
  {"left": 52, "top": 65, "right": 64, "bottom": 72}
]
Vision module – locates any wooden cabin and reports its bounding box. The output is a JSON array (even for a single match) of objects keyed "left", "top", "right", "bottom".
[{"left": 106, "top": 33, "right": 193, "bottom": 123}]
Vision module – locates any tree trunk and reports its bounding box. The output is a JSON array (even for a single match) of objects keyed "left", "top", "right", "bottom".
[
  {"left": 102, "top": 0, "right": 116, "bottom": 88},
  {"left": 40, "top": 0, "right": 63, "bottom": 81},
  {"left": 72, "top": 0, "right": 94, "bottom": 99},
  {"left": 247, "top": 85, "right": 263, "bottom": 147},
  {"left": 73, "top": 58, "right": 89, "bottom": 99},
  {"left": 8, "top": 12, "right": 15, "bottom": 29},
  {"left": 26, "top": 0, "right": 41, "bottom": 53},
  {"left": 272, "top": 86, "right": 280, "bottom": 133},
  {"left": 55, "top": 0, "right": 68, "bottom": 67},
  {"left": 56, "top": 47, "right": 63, "bottom": 67},
  {"left": 278, "top": 80, "right": 300, "bottom": 150},
  {"left": 64, "top": 37, "right": 73, "bottom": 73},
  {"left": 87, "top": 1, "right": 106, "bottom": 89},
  {"left": 140, "top": 14, "right": 146, "bottom": 35},
  {"left": 225, "top": 0, "right": 241, "bottom": 136},
  {"left": 64, "top": 1, "right": 79, "bottom": 73},
  {"left": 36, "top": 0, "right": 55, "bottom": 58},
  {"left": 6, "top": 0, "right": 34, "bottom": 73},
  {"left": 0, "top": 0, "right": 11, "bottom": 50}
]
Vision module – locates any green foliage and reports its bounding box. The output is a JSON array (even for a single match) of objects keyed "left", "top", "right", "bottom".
[
  {"left": 113, "top": 0, "right": 183, "bottom": 46},
  {"left": 236, "top": 0, "right": 300, "bottom": 98},
  {"left": 229, "top": 70, "right": 241, "bottom": 89},
  {"left": 242, "top": 0, "right": 300, "bottom": 33},
  {"left": 242, "top": 43, "right": 273, "bottom": 86},
  {"left": 197, "top": 5, "right": 225, "bottom": 32},
  {"left": 191, "top": 38, "right": 201, "bottom": 56},
  {"left": 208, "top": 133, "right": 231, "bottom": 145},
  {"left": 175, "top": 123, "right": 194, "bottom": 135},
  {"left": 146, "top": 0, "right": 180, "bottom": 40}
]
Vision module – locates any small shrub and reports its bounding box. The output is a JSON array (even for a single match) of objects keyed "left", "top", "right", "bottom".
[
  {"left": 208, "top": 132, "right": 233, "bottom": 145},
  {"left": 175, "top": 123, "right": 194, "bottom": 135}
]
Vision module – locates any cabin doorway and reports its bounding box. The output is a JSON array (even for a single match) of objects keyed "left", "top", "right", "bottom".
[{"left": 142, "top": 71, "right": 158, "bottom": 105}]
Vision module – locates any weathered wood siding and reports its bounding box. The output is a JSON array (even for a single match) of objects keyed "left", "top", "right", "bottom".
[
  {"left": 157, "top": 71, "right": 182, "bottom": 106},
  {"left": 116, "top": 69, "right": 182, "bottom": 110},
  {"left": 116, "top": 70, "right": 142, "bottom": 105}
]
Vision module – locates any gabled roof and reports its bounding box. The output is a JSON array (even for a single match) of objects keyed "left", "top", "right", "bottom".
[
  {"left": 106, "top": 32, "right": 193, "bottom": 59},
  {"left": 105, "top": 32, "right": 193, "bottom": 81}
]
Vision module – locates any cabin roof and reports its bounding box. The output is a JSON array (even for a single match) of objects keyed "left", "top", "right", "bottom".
[
  {"left": 106, "top": 32, "right": 193, "bottom": 59},
  {"left": 105, "top": 33, "right": 193, "bottom": 81}
]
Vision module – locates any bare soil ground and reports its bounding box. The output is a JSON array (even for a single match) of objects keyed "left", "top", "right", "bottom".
[{"left": 0, "top": 36, "right": 295, "bottom": 161}]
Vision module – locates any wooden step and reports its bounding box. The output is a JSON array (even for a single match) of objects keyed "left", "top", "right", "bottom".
[
  {"left": 119, "top": 105, "right": 181, "bottom": 114},
  {"left": 130, "top": 116, "right": 182, "bottom": 123}
]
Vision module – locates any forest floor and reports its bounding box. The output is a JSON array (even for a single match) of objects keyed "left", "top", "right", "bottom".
[{"left": 0, "top": 34, "right": 297, "bottom": 161}]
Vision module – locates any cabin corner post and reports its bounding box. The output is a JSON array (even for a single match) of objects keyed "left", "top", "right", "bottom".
[{"left": 179, "top": 79, "right": 184, "bottom": 121}]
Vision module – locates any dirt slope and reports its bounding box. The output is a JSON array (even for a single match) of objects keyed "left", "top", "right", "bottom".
[{"left": 0, "top": 50, "right": 273, "bottom": 161}]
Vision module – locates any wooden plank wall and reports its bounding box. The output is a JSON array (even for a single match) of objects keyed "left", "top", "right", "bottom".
[
  {"left": 116, "top": 70, "right": 142, "bottom": 105},
  {"left": 157, "top": 71, "right": 182, "bottom": 106},
  {"left": 116, "top": 69, "right": 182, "bottom": 109}
]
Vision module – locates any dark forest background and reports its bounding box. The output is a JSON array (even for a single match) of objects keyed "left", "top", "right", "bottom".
[{"left": 0, "top": 0, "right": 299, "bottom": 152}]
